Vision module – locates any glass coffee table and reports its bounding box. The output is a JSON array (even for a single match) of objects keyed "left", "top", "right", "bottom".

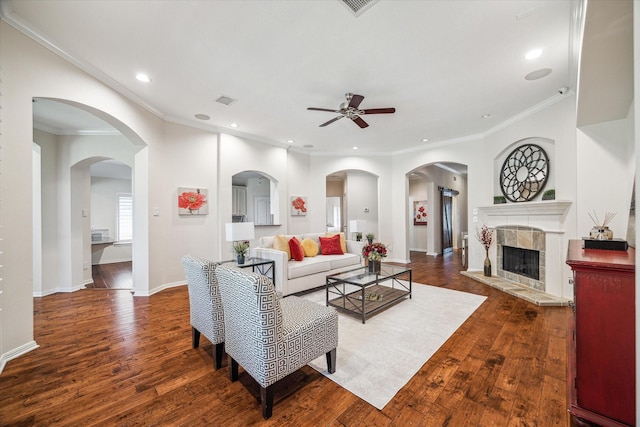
[{"left": 326, "top": 264, "right": 412, "bottom": 323}]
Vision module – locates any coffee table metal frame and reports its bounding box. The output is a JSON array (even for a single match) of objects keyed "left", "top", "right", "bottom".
[{"left": 325, "top": 264, "right": 412, "bottom": 323}]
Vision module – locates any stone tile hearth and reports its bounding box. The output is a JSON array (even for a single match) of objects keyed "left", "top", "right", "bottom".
[{"left": 461, "top": 271, "right": 569, "bottom": 306}]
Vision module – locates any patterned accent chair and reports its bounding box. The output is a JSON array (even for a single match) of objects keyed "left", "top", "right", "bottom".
[
  {"left": 181, "top": 255, "right": 225, "bottom": 370},
  {"left": 215, "top": 264, "right": 338, "bottom": 419}
]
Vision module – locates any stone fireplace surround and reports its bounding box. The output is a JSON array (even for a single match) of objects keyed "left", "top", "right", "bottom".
[
  {"left": 476, "top": 200, "right": 572, "bottom": 299},
  {"left": 496, "top": 225, "right": 545, "bottom": 291}
]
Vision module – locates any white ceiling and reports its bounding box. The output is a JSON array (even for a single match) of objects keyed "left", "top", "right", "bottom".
[{"left": 3, "top": 0, "right": 578, "bottom": 155}]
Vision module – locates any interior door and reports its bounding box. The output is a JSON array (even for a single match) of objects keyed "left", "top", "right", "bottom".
[
  {"left": 440, "top": 189, "right": 454, "bottom": 255},
  {"left": 255, "top": 196, "right": 271, "bottom": 225}
]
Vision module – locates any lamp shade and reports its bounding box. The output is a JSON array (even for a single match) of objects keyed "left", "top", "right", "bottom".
[
  {"left": 225, "top": 222, "right": 255, "bottom": 241},
  {"left": 349, "top": 220, "right": 364, "bottom": 232}
]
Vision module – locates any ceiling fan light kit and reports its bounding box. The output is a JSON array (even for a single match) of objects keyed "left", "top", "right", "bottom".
[{"left": 308, "top": 93, "right": 395, "bottom": 128}]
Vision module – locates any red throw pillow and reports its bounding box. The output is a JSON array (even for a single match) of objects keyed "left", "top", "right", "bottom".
[
  {"left": 288, "top": 236, "right": 305, "bottom": 261},
  {"left": 319, "top": 234, "right": 343, "bottom": 255}
]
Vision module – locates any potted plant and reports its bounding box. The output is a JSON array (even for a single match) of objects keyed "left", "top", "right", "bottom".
[
  {"left": 493, "top": 196, "right": 506, "bottom": 204},
  {"left": 232, "top": 241, "right": 250, "bottom": 264},
  {"left": 542, "top": 189, "right": 555, "bottom": 200},
  {"left": 365, "top": 233, "right": 375, "bottom": 244},
  {"left": 355, "top": 232, "right": 363, "bottom": 242}
]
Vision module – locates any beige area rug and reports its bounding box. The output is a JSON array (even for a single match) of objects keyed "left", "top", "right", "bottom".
[{"left": 301, "top": 282, "right": 487, "bottom": 410}]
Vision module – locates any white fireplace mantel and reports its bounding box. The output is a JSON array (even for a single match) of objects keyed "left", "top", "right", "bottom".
[
  {"left": 475, "top": 199, "right": 573, "bottom": 299},
  {"left": 477, "top": 200, "right": 572, "bottom": 217}
]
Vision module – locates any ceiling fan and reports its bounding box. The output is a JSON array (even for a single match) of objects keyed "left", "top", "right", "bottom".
[{"left": 307, "top": 93, "right": 395, "bottom": 128}]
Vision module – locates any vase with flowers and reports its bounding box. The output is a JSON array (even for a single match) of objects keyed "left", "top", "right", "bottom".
[
  {"left": 476, "top": 225, "right": 494, "bottom": 277},
  {"left": 362, "top": 242, "right": 387, "bottom": 273}
]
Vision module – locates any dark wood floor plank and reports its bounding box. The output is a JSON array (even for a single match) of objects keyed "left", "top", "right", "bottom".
[{"left": 0, "top": 250, "right": 570, "bottom": 425}]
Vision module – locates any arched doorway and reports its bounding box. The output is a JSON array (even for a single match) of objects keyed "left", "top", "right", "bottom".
[
  {"left": 407, "top": 162, "right": 468, "bottom": 259},
  {"left": 32, "top": 98, "right": 147, "bottom": 295}
]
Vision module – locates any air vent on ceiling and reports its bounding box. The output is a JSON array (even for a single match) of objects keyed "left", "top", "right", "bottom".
[
  {"left": 340, "top": 0, "right": 378, "bottom": 16},
  {"left": 215, "top": 95, "right": 237, "bottom": 106}
]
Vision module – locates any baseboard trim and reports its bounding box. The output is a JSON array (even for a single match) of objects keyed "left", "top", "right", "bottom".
[
  {"left": 0, "top": 340, "right": 39, "bottom": 374},
  {"left": 135, "top": 281, "right": 184, "bottom": 297}
]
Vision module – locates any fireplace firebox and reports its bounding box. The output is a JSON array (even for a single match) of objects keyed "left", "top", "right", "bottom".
[{"left": 502, "top": 246, "right": 540, "bottom": 280}]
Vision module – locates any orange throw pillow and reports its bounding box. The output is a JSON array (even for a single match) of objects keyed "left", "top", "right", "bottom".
[
  {"left": 319, "top": 234, "right": 344, "bottom": 255},
  {"left": 288, "top": 236, "right": 305, "bottom": 261},
  {"left": 273, "top": 234, "right": 291, "bottom": 260}
]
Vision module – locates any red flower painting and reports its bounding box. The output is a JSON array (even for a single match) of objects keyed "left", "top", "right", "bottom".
[
  {"left": 413, "top": 200, "right": 427, "bottom": 225},
  {"left": 291, "top": 196, "right": 307, "bottom": 216},
  {"left": 178, "top": 188, "right": 208, "bottom": 215}
]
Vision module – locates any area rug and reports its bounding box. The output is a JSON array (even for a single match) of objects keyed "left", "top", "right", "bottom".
[{"left": 301, "top": 282, "right": 487, "bottom": 410}]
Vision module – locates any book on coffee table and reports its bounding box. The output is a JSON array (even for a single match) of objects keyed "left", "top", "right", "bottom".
[{"left": 357, "top": 293, "right": 383, "bottom": 301}]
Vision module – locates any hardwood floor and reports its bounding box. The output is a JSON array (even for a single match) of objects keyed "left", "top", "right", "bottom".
[
  {"left": 0, "top": 250, "right": 570, "bottom": 426},
  {"left": 87, "top": 261, "right": 133, "bottom": 289}
]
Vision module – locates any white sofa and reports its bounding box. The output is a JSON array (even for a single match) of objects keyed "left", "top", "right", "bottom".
[{"left": 250, "top": 232, "right": 364, "bottom": 296}]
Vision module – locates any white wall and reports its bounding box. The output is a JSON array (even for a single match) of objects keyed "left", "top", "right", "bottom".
[{"left": 346, "top": 171, "right": 378, "bottom": 238}]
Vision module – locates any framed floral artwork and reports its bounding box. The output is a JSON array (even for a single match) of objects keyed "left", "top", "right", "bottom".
[
  {"left": 290, "top": 196, "right": 307, "bottom": 216},
  {"left": 413, "top": 200, "right": 427, "bottom": 225},
  {"left": 178, "top": 187, "right": 208, "bottom": 215}
]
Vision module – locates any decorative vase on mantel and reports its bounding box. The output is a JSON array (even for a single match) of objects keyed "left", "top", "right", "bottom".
[
  {"left": 368, "top": 260, "right": 381, "bottom": 274},
  {"left": 483, "top": 248, "right": 491, "bottom": 277}
]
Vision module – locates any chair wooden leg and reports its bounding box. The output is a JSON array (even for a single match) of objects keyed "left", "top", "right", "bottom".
[
  {"left": 326, "top": 348, "right": 337, "bottom": 374},
  {"left": 229, "top": 357, "right": 239, "bottom": 382},
  {"left": 260, "top": 384, "right": 274, "bottom": 419},
  {"left": 192, "top": 327, "right": 200, "bottom": 348},
  {"left": 213, "top": 342, "right": 224, "bottom": 370}
]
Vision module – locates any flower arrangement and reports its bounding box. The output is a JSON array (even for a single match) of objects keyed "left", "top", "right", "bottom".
[
  {"left": 362, "top": 242, "right": 387, "bottom": 261},
  {"left": 475, "top": 225, "right": 493, "bottom": 250}
]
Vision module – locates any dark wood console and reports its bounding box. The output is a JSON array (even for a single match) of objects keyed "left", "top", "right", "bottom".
[{"left": 566, "top": 239, "right": 635, "bottom": 426}]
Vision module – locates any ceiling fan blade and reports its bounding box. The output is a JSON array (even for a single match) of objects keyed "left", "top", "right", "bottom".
[
  {"left": 319, "top": 116, "right": 344, "bottom": 127},
  {"left": 308, "top": 107, "right": 339, "bottom": 113},
  {"left": 352, "top": 115, "right": 369, "bottom": 128},
  {"left": 362, "top": 108, "right": 396, "bottom": 114},
  {"left": 348, "top": 94, "right": 365, "bottom": 109}
]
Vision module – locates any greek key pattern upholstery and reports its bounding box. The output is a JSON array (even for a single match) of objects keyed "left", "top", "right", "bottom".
[
  {"left": 216, "top": 264, "right": 338, "bottom": 388},
  {"left": 181, "top": 255, "right": 225, "bottom": 345}
]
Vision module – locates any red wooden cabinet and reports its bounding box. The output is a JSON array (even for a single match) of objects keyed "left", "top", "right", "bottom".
[{"left": 566, "top": 240, "right": 636, "bottom": 426}]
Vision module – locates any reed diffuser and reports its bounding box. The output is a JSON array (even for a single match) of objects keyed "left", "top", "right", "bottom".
[{"left": 588, "top": 210, "right": 616, "bottom": 240}]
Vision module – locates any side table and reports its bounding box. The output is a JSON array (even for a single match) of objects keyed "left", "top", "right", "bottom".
[{"left": 218, "top": 257, "right": 275, "bottom": 283}]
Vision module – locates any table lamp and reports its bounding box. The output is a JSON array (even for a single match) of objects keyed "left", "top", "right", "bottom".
[{"left": 225, "top": 222, "right": 255, "bottom": 263}]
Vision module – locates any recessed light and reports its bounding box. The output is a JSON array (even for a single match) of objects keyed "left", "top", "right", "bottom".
[
  {"left": 481, "top": 114, "right": 491, "bottom": 119},
  {"left": 421, "top": 138, "right": 429, "bottom": 142},
  {"left": 525, "top": 68, "right": 552, "bottom": 80},
  {"left": 287, "top": 140, "right": 295, "bottom": 144},
  {"left": 353, "top": 146, "right": 358, "bottom": 150},
  {"left": 195, "top": 114, "right": 210, "bottom": 120},
  {"left": 136, "top": 73, "right": 151, "bottom": 83},
  {"left": 230, "top": 123, "right": 239, "bottom": 128},
  {"left": 525, "top": 49, "right": 543, "bottom": 60}
]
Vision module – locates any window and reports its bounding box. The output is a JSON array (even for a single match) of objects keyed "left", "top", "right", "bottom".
[{"left": 117, "top": 193, "right": 133, "bottom": 242}]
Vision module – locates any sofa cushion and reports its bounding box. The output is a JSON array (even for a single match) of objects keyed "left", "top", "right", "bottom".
[
  {"left": 288, "top": 257, "right": 331, "bottom": 279},
  {"left": 300, "top": 238, "right": 319, "bottom": 257},
  {"left": 325, "top": 232, "right": 347, "bottom": 253},
  {"left": 274, "top": 235, "right": 292, "bottom": 260},
  {"left": 288, "top": 236, "right": 305, "bottom": 261},
  {"left": 319, "top": 234, "right": 343, "bottom": 255},
  {"left": 324, "top": 252, "right": 361, "bottom": 270},
  {"left": 259, "top": 235, "right": 275, "bottom": 249}
]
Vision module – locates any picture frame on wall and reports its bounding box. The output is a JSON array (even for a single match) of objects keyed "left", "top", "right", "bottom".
[
  {"left": 413, "top": 200, "right": 427, "bottom": 225},
  {"left": 291, "top": 196, "right": 308, "bottom": 216},
  {"left": 178, "top": 187, "right": 208, "bottom": 215}
]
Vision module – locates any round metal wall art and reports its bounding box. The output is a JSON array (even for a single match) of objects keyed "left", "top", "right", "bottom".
[{"left": 499, "top": 143, "right": 549, "bottom": 202}]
